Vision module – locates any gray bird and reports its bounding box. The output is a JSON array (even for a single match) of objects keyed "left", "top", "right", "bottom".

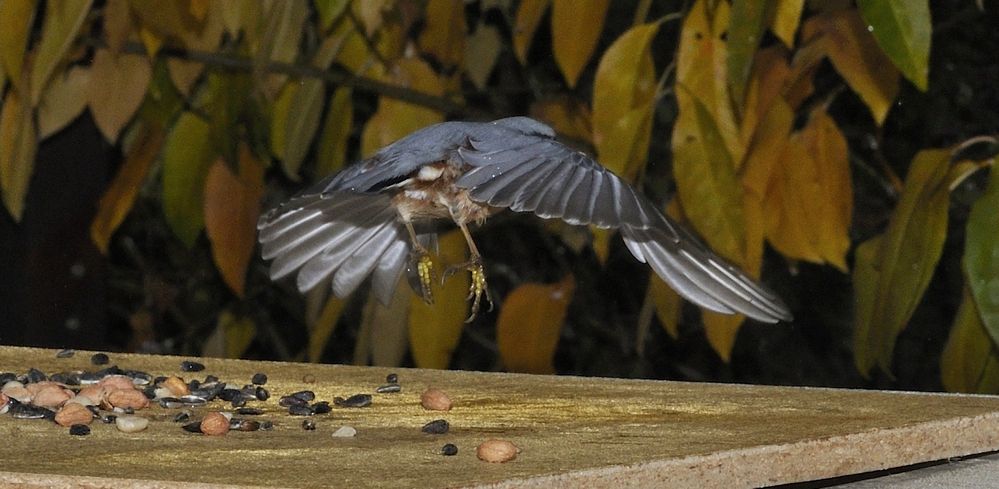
[{"left": 257, "top": 117, "right": 792, "bottom": 323}]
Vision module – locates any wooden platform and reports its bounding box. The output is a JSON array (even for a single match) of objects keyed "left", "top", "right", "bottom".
[{"left": 1, "top": 345, "right": 998, "bottom": 488}]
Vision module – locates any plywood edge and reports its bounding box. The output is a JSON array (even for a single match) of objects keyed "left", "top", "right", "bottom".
[{"left": 0, "top": 471, "right": 276, "bottom": 489}]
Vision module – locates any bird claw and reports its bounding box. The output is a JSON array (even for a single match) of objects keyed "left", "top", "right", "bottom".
[
  {"left": 415, "top": 253, "right": 435, "bottom": 305},
  {"left": 444, "top": 258, "right": 492, "bottom": 322}
]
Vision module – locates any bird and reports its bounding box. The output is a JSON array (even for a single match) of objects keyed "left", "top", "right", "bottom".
[{"left": 257, "top": 116, "right": 792, "bottom": 323}]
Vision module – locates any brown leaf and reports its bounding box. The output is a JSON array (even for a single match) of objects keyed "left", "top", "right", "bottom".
[
  {"left": 512, "top": 0, "right": 549, "bottom": 64},
  {"left": 90, "top": 125, "right": 165, "bottom": 254},
  {"left": 496, "top": 275, "right": 575, "bottom": 374},
  {"left": 204, "top": 144, "right": 264, "bottom": 297},
  {"left": 0, "top": 88, "right": 37, "bottom": 221},
  {"left": 86, "top": 49, "right": 152, "bottom": 142},
  {"left": 551, "top": 0, "right": 609, "bottom": 88},
  {"left": 38, "top": 66, "right": 90, "bottom": 139}
]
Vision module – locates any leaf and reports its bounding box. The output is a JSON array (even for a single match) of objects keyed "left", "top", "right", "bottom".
[
  {"left": 167, "top": 1, "right": 225, "bottom": 95},
  {"left": 0, "top": 89, "right": 37, "bottom": 221},
  {"left": 0, "top": 0, "right": 37, "bottom": 94},
  {"left": 315, "top": 0, "right": 350, "bottom": 32},
  {"left": 727, "top": 0, "right": 770, "bottom": 106},
  {"left": 551, "top": 0, "right": 609, "bottom": 88},
  {"left": 742, "top": 95, "right": 793, "bottom": 200},
  {"left": 162, "top": 111, "right": 215, "bottom": 248},
  {"left": 270, "top": 82, "right": 296, "bottom": 164},
  {"left": 703, "top": 311, "right": 744, "bottom": 363},
  {"left": 86, "top": 49, "right": 153, "bottom": 142},
  {"left": 496, "top": 275, "right": 575, "bottom": 374},
  {"left": 253, "top": 0, "right": 308, "bottom": 97},
  {"left": 37, "top": 66, "right": 90, "bottom": 139},
  {"left": 364, "top": 280, "right": 411, "bottom": 367},
  {"left": 650, "top": 276, "right": 681, "bottom": 339},
  {"left": 856, "top": 0, "right": 931, "bottom": 91},
  {"left": 964, "top": 167, "right": 999, "bottom": 346},
  {"left": 771, "top": 0, "right": 804, "bottom": 47},
  {"left": 465, "top": 22, "right": 502, "bottom": 90},
  {"left": 204, "top": 144, "right": 264, "bottom": 297},
  {"left": 202, "top": 310, "right": 257, "bottom": 359},
  {"left": 90, "top": 125, "right": 165, "bottom": 253},
  {"left": 802, "top": 9, "right": 899, "bottom": 125},
  {"left": 419, "top": 0, "right": 466, "bottom": 68},
  {"left": 129, "top": 0, "right": 201, "bottom": 40},
  {"left": 529, "top": 96, "right": 592, "bottom": 143},
  {"left": 29, "top": 0, "right": 93, "bottom": 107},
  {"left": 360, "top": 58, "right": 444, "bottom": 158},
  {"left": 941, "top": 286, "right": 999, "bottom": 394},
  {"left": 675, "top": 0, "right": 743, "bottom": 163},
  {"left": 853, "top": 149, "right": 951, "bottom": 376},
  {"left": 672, "top": 89, "right": 745, "bottom": 265},
  {"left": 739, "top": 45, "right": 791, "bottom": 146},
  {"left": 512, "top": 0, "right": 549, "bottom": 64},
  {"left": 352, "top": 0, "right": 392, "bottom": 37},
  {"left": 592, "top": 21, "right": 659, "bottom": 182},
  {"left": 409, "top": 231, "right": 469, "bottom": 369},
  {"left": 314, "top": 87, "right": 353, "bottom": 179},
  {"left": 308, "top": 295, "right": 347, "bottom": 362}
]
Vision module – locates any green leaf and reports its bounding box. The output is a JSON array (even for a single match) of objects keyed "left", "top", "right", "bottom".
[
  {"left": 857, "top": 0, "right": 931, "bottom": 91},
  {"left": 965, "top": 168, "right": 999, "bottom": 346},
  {"left": 941, "top": 286, "right": 999, "bottom": 394},
  {"left": 30, "top": 0, "right": 93, "bottom": 107},
  {"left": 314, "top": 0, "right": 349, "bottom": 32},
  {"left": 727, "top": 0, "right": 770, "bottom": 106},
  {"left": 280, "top": 33, "right": 342, "bottom": 180},
  {"left": 162, "top": 112, "right": 215, "bottom": 248},
  {"left": 853, "top": 149, "right": 951, "bottom": 376},
  {"left": 314, "top": 87, "right": 353, "bottom": 179}
]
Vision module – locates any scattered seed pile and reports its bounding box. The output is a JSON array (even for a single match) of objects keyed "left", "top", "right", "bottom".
[{"left": 0, "top": 349, "right": 519, "bottom": 463}]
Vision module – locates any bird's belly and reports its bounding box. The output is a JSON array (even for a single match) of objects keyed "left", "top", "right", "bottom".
[{"left": 391, "top": 162, "right": 495, "bottom": 224}]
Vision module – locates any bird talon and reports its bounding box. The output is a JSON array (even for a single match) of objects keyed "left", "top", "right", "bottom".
[
  {"left": 416, "top": 253, "right": 435, "bottom": 304},
  {"left": 464, "top": 261, "right": 491, "bottom": 323}
]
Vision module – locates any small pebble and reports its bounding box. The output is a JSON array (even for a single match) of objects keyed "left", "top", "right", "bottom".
[
  {"left": 200, "top": 412, "right": 230, "bottom": 436},
  {"left": 69, "top": 424, "right": 91, "bottom": 436},
  {"left": 422, "top": 419, "right": 450, "bottom": 435},
  {"left": 386, "top": 373, "right": 398, "bottom": 384},
  {"left": 331, "top": 425, "right": 356, "bottom": 438},
  {"left": 56, "top": 349, "right": 75, "bottom": 359},
  {"left": 420, "top": 388, "right": 453, "bottom": 411},
  {"left": 375, "top": 384, "right": 401, "bottom": 394},
  {"left": 441, "top": 443, "right": 458, "bottom": 456},
  {"left": 334, "top": 394, "right": 372, "bottom": 408},
  {"left": 477, "top": 439, "right": 519, "bottom": 463},
  {"left": 90, "top": 353, "right": 110, "bottom": 366},
  {"left": 251, "top": 373, "right": 267, "bottom": 385},
  {"left": 115, "top": 415, "right": 149, "bottom": 433},
  {"left": 302, "top": 419, "right": 316, "bottom": 431},
  {"left": 180, "top": 360, "right": 205, "bottom": 372}
]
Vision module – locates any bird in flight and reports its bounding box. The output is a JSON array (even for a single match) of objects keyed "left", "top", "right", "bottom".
[{"left": 257, "top": 117, "right": 792, "bottom": 324}]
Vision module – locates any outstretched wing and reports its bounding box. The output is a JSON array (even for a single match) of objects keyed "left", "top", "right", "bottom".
[{"left": 454, "top": 124, "right": 792, "bottom": 323}]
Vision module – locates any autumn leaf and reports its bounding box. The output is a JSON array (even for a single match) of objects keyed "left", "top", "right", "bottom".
[
  {"left": 90, "top": 125, "right": 165, "bottom": 254},
  {"left": 964, "top": 166, "right": 999, "bottom": 346},
  {"left": 771, "top": 0, "right": 804, "bottom": 47},
  {"left": 202, "top": 310, "right": 257, "bottom": 359},
  {"left": 0, "top": 88, "right": 37, "bottom": 221},
  {"left": 856, "top": 0, "right": 931, "bottom": 91},
  {"left": 363, "top": 281, "right": 410, "bottom": 367},
  {"left": 409, "top": 231, "right": 469, "bottom": 369},
  {"left": 308, "top": 295, "right": 347, "bottom": 362},
  {"left": 0, "top": 0, "right": 37, "bottom": 94},
  {"left": 650, "top": 276, "right": 681, "bottom": 339},
  {"left": 38, "top": 66, "right": 90, "bottom": 139},
  {"left": 727, "top": 0, "right": 770, "bottom": 107},
  {"left": 353, "top": 0, "right": 392, "bottom": 37},
  {"left": 29, "top": 0, "right": 92, "bottom": 107},
  {"left": 496, "top": 275, "right": 575, "bottom": 374},
  {"left": 252, "top": 0, "right": 308, "bottom": 98},
  {"left": 162, "top": 111, "right": 215, "bottom": 247},
  {"left": 512, "top": 0, "right": 550, "bottom": 64},
  {"left": 314, "top": 87, "right": 353, "bottom": 180},
  {"left": 529, "top": 96, "right": 592, "bottom": 143},
  {"left": 465, "top": 22, "right": 502, "bottom": 90},
  {"left": 592, "top": 21, "right": 660, "bottom": 182},
  {"left": 802, "top": 9, "right": 899, "bottom": 125},
  {"left": 316, "top": 0, "right": 350, "bottom": 32},
  {"left": 853, "top": 149, "right": 951, "bottom": 376},
  {"left": 204, "top": 144, "right": 264, "bottom": 297},
  {"left": 940, "top": 286, "right": 999, "bottom": 394},
  {"left": 360, "top": 58, "right": 445, "bottom": 158},
  {"left": 419, "top": 0, "right": 466, "bottom": 68},
  {"left": 167, "top": 1, "right": 224, "bottom": 95},
  {"left": 86, "top": 49, "right": 152, "bottom": 142},
  {"left": 551, "top": 0, "right": 609, "bottom": 88}
]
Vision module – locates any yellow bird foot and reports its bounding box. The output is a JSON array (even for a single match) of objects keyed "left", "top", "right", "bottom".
[
  {"left": 444, "top": 257, "right": 493, "bottom": 322},
  {"left": 414, "top": 252, "right": 435, "bottom": 305}
]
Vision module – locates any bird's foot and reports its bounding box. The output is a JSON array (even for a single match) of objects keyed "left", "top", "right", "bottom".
[
  {"left": 413, "top": 251, "right": 435, "bottom": 305},
  {"left": 443, "top": 257, "right": 493, "bottom": 322}
]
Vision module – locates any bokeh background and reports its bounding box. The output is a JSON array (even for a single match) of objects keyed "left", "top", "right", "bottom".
[{"left": 1, "top": 0, "right": 997, "bottom": 393}]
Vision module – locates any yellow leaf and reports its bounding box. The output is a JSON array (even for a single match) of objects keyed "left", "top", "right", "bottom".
[
  {"left": 315, "top": 87, "right": 353, "bottom": 179},
  {"left": 162, "top": 111, "right": 214, "bottom": 247},
  {"left": 360, "top": 58, "right": 445, "bottom": 157},
  {"left": 352, "top": 0, "right": 393, "bottom": 37},
  {"left": 771, "top": 0, "right": 804, "bottom": 47},
  {"left": 0, "top": 0, "right": 37, "bottom": 94},
  {"left": 764, "top": 130, "right": 823, "bottom": 263},
  {"left": 308, "top": 295, "right": 347, "bottom": 362},
  {"left": 363, "top": 280, "right": 411, "bottom": 367},
  {"left": 742, "top": 96, "right": 793, "bottom": 199},
  {"left": 465, "top": 22, "right": 502, "bottom": 90},
  {"left": 802, "top": 9, "right": 899, "bottom": 125},
  {"left": 739, "top": 46, "right": 790, "bottom": 150},
  {"left": 129, "top": 0, "right": 202, "bottom": 41},
  {"left": 941, "top": 286, "right": 999, "bottom": 394},
  {"left": 219, "top": 0, "right": 258, "bottom": 39},
  {"left": 252, "top": 0, "right": 308, "bottom": 98},
  {"left": 90, "top": 125, "right": 165, "bottom": 253},
  {"left": 529, "top": 96, "right": 592, "bottom": 143},
  {"left": 551, "top": 0, "right": 609, "bottom": 88},
  {"left": 316, "top": 0, "right": 350, "bottom": 32},
  {"left": 204, "top": 145, "right": 264, "bottom": 298},
  {"left": 419, "top": 0, "right": 466, "bottom": 68},
  {"left": 0, "top": 89, "right": 37, "bottom": 221},
  {"left": 138, "top": 26, "right": 163, "bottom": 58},
  {"left": 269, "top": 82, "right": 296, "bottom": 164},
  {"left": 592, "top": 21, "right": 659, "bottom": 182},
  {"left": 853, "top": 149, "right": 951, "bottom": 376},
  {"left": 703, "top": 311, "right": 744, "bottom": 363},
  {"left": 37, "top": 66, "right": 90, "bottom": 139},
  {"left": 86, "top": 49, "right": 152, "bottom": 142},
  {"left": 167, "top": 0, "right": 224, "bottom": 95},
  {"left": 29, "top": 0, "right": 93, "bottom": 107},
  {"left": 202, "top": 310, "right": 257, "bottom": 359},
  {"left": 409, "top": 231, "right": 469, "bottom": 369},
  {"left": 676, "top": 0, "right": 743, "bottom": 163},
  {"left": 189, "top": 0, "right": 209, "bottom": 21},
  {"left": 512, "top": 0, "right": 549, "bottom": 64},
  {"left": 496, "top": 275, "right": 575, "bottom": 374},
  {"left": 727, "top": 0, "right": 770, "bottom": 106},
  {"left": 649, "top": 276, "right": 681, "bottom": 339}
]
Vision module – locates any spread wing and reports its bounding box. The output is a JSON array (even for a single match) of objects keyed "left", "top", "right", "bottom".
[{"left": 454, "top": 128, "right": 792, "bottom": 323}]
